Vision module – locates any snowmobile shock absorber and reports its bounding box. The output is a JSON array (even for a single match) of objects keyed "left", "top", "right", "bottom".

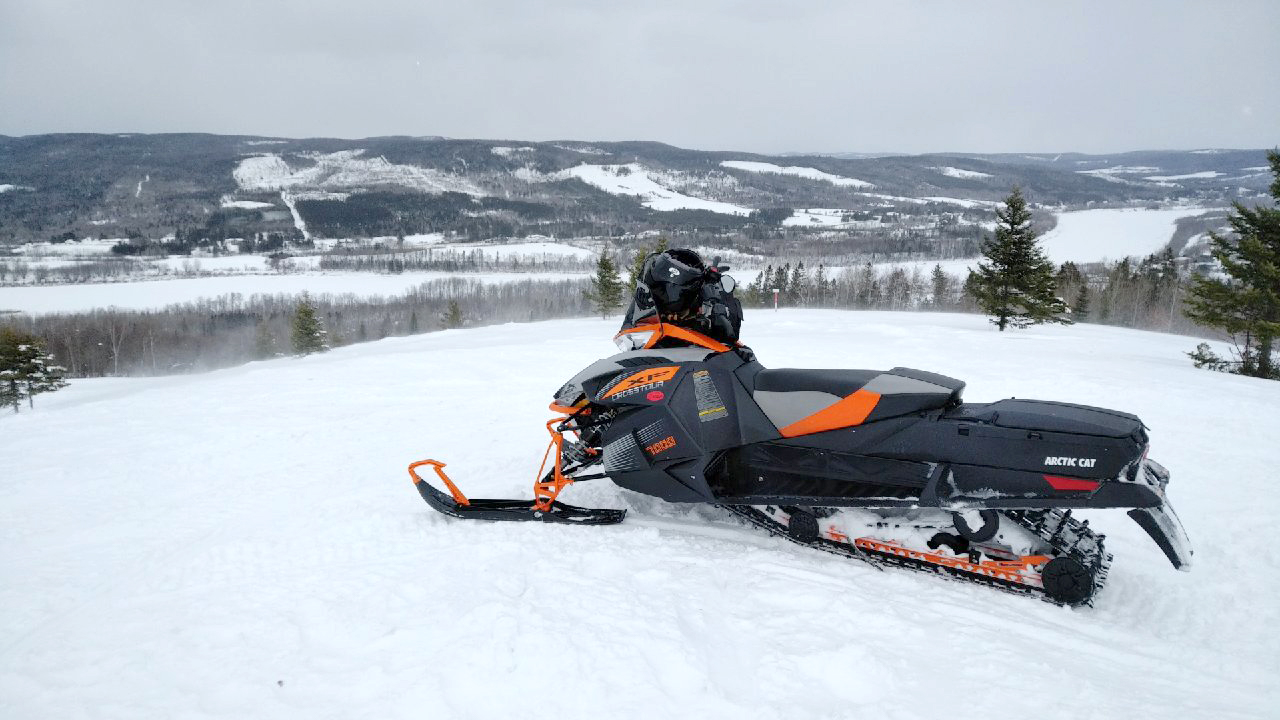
[{"left": 532, "top": 416, "right": 573, "bottom": 514}]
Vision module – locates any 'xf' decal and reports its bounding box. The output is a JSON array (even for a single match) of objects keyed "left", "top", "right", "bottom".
[{"left": 602, "top": 366, "right": 680, "bottom": 399}]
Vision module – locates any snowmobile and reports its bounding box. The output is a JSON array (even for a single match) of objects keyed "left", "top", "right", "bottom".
[{"left": 409, "top": 249, "right": 1192, "bottom": 605}]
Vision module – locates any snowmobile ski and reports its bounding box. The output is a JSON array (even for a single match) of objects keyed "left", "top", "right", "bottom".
[{"left": 408, "top": 460, "right": 625, "bottom": 524}]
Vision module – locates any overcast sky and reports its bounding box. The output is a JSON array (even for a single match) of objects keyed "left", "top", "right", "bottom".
[{"left": 1, "top": 0, "right": 1276, "bottom": 154}]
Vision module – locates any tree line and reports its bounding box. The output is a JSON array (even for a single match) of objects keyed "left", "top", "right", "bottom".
[{"left": 2, "top": 278, "right": 593, "bottom": 378}]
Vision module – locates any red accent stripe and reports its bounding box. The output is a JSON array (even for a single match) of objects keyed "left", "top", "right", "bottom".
[{"left": 1044, "top": 475, "right": 1100, "bottom": 492}]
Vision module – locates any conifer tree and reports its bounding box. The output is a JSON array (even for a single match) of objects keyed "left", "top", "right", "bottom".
[
  {"left": 254, "top": 320, "right": 276, "bottom": 359},
  {"left": 967, "top": 187, "right": 1070, "bottom": 330},
  {"left": 0, "top": 327, "right": 68, "bottom": 412},
  {"left": 290, "top": 292, "right": 328, "bottom": 355},
  {"left": 585, "top": 249, "right": 624, "bottom": 318},
  {"left": 442, "top": 300, "right": 464, "bottom": 329},
  {"left": 1183, "top": 150, "right": 1280, "bottom": 379},
  {"left": 930, "top": 264, "right": 951, "bottom": 309},
  {"left": 1072, "top": 286, "right": 1091, "bottom": 322}
]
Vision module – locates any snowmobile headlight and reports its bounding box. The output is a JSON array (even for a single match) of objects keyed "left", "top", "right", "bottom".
[{"left": 614, "top": 330, "right": 654, "bottom": 351}]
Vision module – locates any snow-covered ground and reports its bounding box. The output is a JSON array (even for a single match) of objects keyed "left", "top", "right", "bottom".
[
  {"left": 0, "top": 271, "right": 589, "bottom": 314},
  {"left": 9, "top": 238, "right": 121, "bottom": 257},
  {"left": 2, "top": 311, "right": 1275, "bottom": 719},
  {"left": 935, "top": 166, "right": 992, "bottom": 180},
  {"left": 1038, "top": 207, "right": 1211, "bottom": 264},
  {"left": 565, "top": 164, "right": 752, "bottom": 215},
  {"left": 232, "top": 151, "right": 482, "bottom": 196},
  {"left": 720, "top": 161, "right": 874, "bottom": 188}
]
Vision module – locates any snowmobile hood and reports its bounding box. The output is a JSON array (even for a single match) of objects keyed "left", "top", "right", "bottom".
[{"left": 553, "top": 347, "right": 718, "bottom": 408}]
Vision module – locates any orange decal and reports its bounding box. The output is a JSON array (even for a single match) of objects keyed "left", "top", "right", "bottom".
[
  {"left": 613, "top": 322, "right": 730, "bottom": 353},
  {"left": 644, "top": 435, "right": 677, "bottom": 456},
  {"left": 602, "top": 366, "right": 680, "bottom": 399},
  {"left": 854, "top": 537, "right": 1051, "bottom": 588},
  {"left": 779, "top": 388, "right": 881, "bottom": 437}
]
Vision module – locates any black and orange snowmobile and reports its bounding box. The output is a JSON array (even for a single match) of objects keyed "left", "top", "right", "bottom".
[{"left": 409, "top": 249, "right": 1192, "bottom": 605}]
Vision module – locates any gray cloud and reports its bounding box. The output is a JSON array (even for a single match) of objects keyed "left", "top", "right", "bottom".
[{"left": 1, "top": 0, "right": 1276, "bottom": 153}]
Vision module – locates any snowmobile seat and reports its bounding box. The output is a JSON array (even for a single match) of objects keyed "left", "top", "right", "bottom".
[{"left": 752, "top": 367, "right": 965, "bottom": 436}]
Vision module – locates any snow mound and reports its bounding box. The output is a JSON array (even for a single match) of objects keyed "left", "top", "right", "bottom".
[
  {"left": 1, "top": 311, "right": 1274, "bottom": 719},
  {"left": 721, "top": 160, "right": 874, "bottom": 188},
  {"left": 566, "top": 163, "right": 751, "bottom": 216}
]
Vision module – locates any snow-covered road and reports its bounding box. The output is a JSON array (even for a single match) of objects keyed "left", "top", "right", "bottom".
[{"left": 2, "top": 311, "right": 1275, "bottom": 719}]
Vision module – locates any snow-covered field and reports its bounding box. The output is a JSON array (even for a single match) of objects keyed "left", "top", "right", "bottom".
[
  {"left": 2, "top": 311, "right": 1275, "bottom": 719},
  {"left": 1038, "top": 207, "right": 1211, "bottom": 264},
  {"left": 565, "top": 164, "right": 752, "bottom": 215},
  {"left": 0, "top": 271, "right": 588, "bottom": 314}
]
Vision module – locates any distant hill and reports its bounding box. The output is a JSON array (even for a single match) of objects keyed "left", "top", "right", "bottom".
[{"left": 0, "top": 134, "right": 1271, "bottom": 252}]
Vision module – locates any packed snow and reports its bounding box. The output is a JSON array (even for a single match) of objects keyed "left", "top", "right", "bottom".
[
  {"left": 2, "top": 310, "right": 1274, "bottom": 719},
  {"left": 0, "top": 184, "right": 34, "bottom": 193},
  {"left": 1038, "top": 207, "right": 1211, "bottom": 264},
  {"left": 0, "top": 271, "right": 589, "bottom": 314},
  {"left": 720, "top": 161, "right": 874, "bottom": 188},
  {"left": 936, "top": 166, "right": 992, "bottom": 179},
  {"left": 565, "top": 164, "right": 752, "bottom": 216}
]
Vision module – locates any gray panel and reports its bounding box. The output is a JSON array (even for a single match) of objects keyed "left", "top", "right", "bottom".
[
  {"left": 862, "top": 374, "right": 951, "bottom": 396},
  {"left": 753, "top": 390, "right": 841, "bottom": 430}
]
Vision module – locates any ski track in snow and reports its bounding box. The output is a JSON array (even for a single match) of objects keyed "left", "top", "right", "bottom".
[{"left": 1, "top": 311, "right": 1276, "bottom": 719}]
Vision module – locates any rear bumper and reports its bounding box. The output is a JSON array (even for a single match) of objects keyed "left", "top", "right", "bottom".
[{"left": 1126, "top": 459, "right": 1193, "bottom": 570}]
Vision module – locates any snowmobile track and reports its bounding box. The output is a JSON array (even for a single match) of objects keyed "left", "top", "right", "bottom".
[{"left": 720, "top": 505, "right": 1111, "bottom": 606}]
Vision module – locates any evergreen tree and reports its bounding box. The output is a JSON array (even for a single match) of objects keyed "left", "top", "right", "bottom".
[
  {"left": 1072, "top": 285, "right": 1091, "bottom": 322},
  {"left": 813, "top": 264, "right": 829, "bottom": 307},
  {"left": 290, "top": 292, "right": 328, "bottom": 355},
  {"left": 967, "top": 187, "right": 1070, "bottom": 330},
  {"left": 930, "top": 264, "right": 951, "bottom": 309},
  {"left": 442, "top": 300, "right": 464, "bottom": 329},
  {"left": 1184, "top": 150, "right": 1280, "bottom": 379},
  {"left": 253, "top": 319, "right": 276, "bottom": 359},
  {"left": 789, "top": 261, "right": 809, "bottom": 305},
  {"left": 0, "top": 327, "right": 68, "bottom": 412},
  {"left": 585, "top": 249, "right": 624, "bottom": 318}
]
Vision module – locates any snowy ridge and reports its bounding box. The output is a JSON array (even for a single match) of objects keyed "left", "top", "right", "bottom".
[
  {"left": 936, "top": 166, "right": 992, "bottom": 179},
  {"left": 1, "top": 311, "right": 1274, "bottom": 718},
  {"left": 721, "top": 160, "right": 874, "bottom": 188},
  {"left": 564, "top": 163, "right": 752, "bottom": 215},
  {"left": 233, "top": 151, "right": 483, "bottom": 196}
]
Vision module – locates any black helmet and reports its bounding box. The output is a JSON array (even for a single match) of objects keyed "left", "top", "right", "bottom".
[{"left": 644, "top": 248, "right": 706, "bottom": 316}]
